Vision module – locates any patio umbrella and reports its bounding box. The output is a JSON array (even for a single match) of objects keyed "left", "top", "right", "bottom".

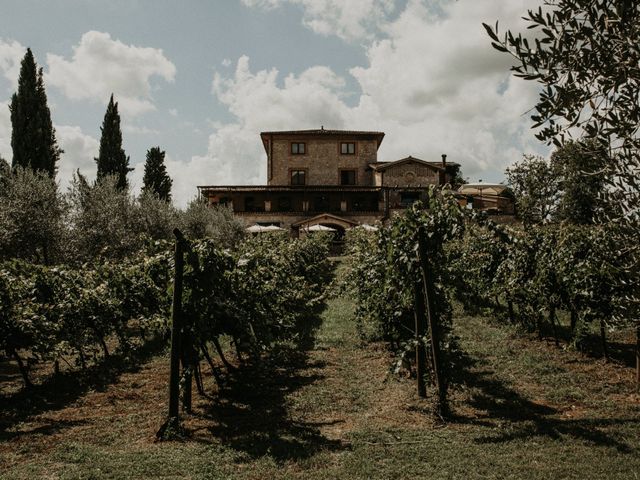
[
  {"left": 306, "top": 224, "right": 336, "bottom": 232},
  {"left": 356, "top": 224, "right": 379, "bottom": 231},
  {"left": 247, "top": 224, "right": 285, "bottom": 233}
]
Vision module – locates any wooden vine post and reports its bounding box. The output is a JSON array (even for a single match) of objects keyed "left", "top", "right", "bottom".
[
  {"left": 417, "top": 227, "right": 447, "bottom": 417},
  {"left": 156, "top": 228, "right": 186, "bottom": 440},
  {"left": 413, "top": 278, "right": 427, "bottom": 398}
]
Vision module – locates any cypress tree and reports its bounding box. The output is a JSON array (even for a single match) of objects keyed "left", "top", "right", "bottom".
[
  {"left": 10, "top": 48, "right": 62, "bottom": 177},
  {"left": 95, "top": 94, "right": 132, "bottom": 190},
  {"left": 142, "top": 146, "right": 172, "bottom": 201}
]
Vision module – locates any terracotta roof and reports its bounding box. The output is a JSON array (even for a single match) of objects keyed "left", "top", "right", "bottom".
[
  {"left": 370, "top": 156, "right": 460, "bottom": 171},
  {"left": 260, "top": 128, "right": 384, "bottom": 136},
  {"left": 369, "top": 156, "right": 442, "bottom": 171}
]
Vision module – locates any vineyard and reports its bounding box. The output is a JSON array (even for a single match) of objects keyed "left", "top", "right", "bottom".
[
  {"left": 1, "top": 194, "right": 639, "bottom": 478},
  {"left": 345, "top": 188, "right": 638, "bottom": 412}
]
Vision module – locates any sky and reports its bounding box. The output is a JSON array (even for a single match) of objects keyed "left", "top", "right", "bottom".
[{"left": 0, "top": 0, "right": 549, "bottom": 206}]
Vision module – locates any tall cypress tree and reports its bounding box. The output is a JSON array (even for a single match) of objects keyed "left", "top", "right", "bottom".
[
  {"left": 10, "top": 48, "right": 62, "bottom": 177},
  {"left": 142, "top": 146, "right": 172, "bottom": 201},
  {"left": 95, "top": 94, "right": 132, "bottom": 190}
]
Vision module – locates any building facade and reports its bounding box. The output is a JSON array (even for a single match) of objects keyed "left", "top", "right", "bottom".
[{"left": 198, "top": 128, "right": 461, "bottom": 236}]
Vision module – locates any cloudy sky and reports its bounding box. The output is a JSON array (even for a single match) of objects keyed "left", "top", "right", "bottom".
[{"left": 0, "top": 0, "right": 548, "bottom": 206}]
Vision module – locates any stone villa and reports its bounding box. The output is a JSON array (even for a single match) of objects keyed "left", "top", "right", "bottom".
[{"left": 198, "top": 128, "right": 463, "bottom": 236}]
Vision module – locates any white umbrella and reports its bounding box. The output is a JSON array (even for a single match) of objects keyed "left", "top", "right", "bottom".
[
  {"left": 247, "top": 224, "right": 285, "bottom": 233},
  {"left": 306, "top": 224, "right": 336, "bottom": 232},
  {"left": 356, "top": 224, "right": 379, "bottom": 231}
]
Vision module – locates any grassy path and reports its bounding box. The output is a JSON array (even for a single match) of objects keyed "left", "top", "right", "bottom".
[{"left": 1, "top": 295, "right": 639, "bottom": 479}]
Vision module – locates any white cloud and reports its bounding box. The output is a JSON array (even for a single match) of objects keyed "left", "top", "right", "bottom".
[
  {"left": 55, "top": 125, "right": 99, "bottom": 189},
  {"left": 0, "top": 38, "right": 25, "bottom": 90},
  {"left": 46, "top": 31, "right": 176, "bottom": 117},
  {"left": 0, "top": 100, "right": 11, "bottom": 160},
  {"left": 346, "top": 0, "right": 546, "bottom": 178},
  {"left": 190, "top": 0, "right": 546, "bottom": 198},
  {"left": 127, "top": 152, "right": 208, "bottom": 207},
  {"left": 190, "top": 56, "right": 352, "bottom": 188},
  {"left": 122, "top": 123, "right": 160, "bottom": 135},
  {"left": 242, "top": 0, "right": 396, "bottom": 41}
]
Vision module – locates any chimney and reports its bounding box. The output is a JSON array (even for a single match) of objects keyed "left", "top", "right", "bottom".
[{"left": 440, "top": 154, "right": 447, "bottom": 185}]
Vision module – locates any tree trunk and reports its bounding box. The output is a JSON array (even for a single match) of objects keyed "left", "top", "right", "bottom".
[
  {"left": 194, "top": 362, "right": 206, "bottom": 396},
  {"left": 181, "top": 365, "right": 193, "bottom": 413},
  {"left": 549, "top": 304, "right": 559, "bottom": 346},
  {"left": 99, "top": 335, "right": 110, "bottom": 358},
  {"left": 636, "top": 325, "right": 640, "bottom": 393},
  {"left": 536, "top": 313, "right": 543, "bottom": 340},
  {"left": 200, "top": 342, "right": 224, "bottom": 389},
  {"left": 232, "top": 336, "right": 244, "bottom": 363},
  {"left": 570, "top": 309, "right": 578, "bottom": 334},
  {"left": 600, "top": 319, "right": 609, "bottom": 362},
  {"left": 507, "top": 300, "right": 515, "bottom": 324},
  {"left": 11, "top": 348, "right": 33, "bottom": 389},
  {"left": 494, "top": 295, "right": 502, "bottom": 309},
  {"left": 77, "top": 346, "right": 87, "bottom": 369},
  {"left": 212, "top": 337, "right": 236, "bottom": 371},
  {"left": 42, "top": 241, "right": 50, "bottom": 266}
]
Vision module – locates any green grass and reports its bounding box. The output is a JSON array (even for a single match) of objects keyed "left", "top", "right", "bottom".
[{"left": 2, "top": 291, "right": 639, "bottom": 479}]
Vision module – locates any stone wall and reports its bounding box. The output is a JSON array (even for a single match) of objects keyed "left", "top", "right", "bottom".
[
  {"left": 269, "top": 137, "right": 378, "bottom": 186},
  {"left": 381, "top": 163, "right": 440, "bottom": 187}
]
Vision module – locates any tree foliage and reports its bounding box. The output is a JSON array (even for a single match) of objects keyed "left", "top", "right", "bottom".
[
  {"left": 485, "top": 0, "right": 639, "bottom": 327},
  {"left": 142, "top": 146, "right": 172, "bottom": 201},
  {"left": 95, "top": 95, "right": 132, "bottom": 190},
  {"left": 484, "top": 1, "right": 639, "bottom": 150},
  {"left": 551, "top": 139, "right": 607, "bottom": 224},
  {"left": 506, "top": 155, "right": 559, "bottom": 225},
  {"left": 67, "top": 174, "right": 140, "bottom": 262},
  {"left": 0, "top": 167, "right": 66, "bottom": 264},
  {"left": 180, "top": 199, "right": 246, "bottom": 248},
  {"left": 9, "top": 48, "right": 62, "bottom": 177}
]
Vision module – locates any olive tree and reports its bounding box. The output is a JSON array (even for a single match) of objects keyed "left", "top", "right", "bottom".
[{"left": 0, "top": 167, "right": 67, "bottom": 264}]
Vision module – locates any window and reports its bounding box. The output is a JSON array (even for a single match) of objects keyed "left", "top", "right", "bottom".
[
  {"left": 340, "top": 169, "right": 356, "bottom": 185},
  {"left": 400, "top": 192, "right": 420, "bottom": 207},
  {"left": 340, "top": 142, "right": 356, "bottom": 154},
  {"left": 291, "top": 142, "right": 305, "bottom": 154},
  {"left": 291, "top": 170, "right": 306, "bottom": 185}
]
